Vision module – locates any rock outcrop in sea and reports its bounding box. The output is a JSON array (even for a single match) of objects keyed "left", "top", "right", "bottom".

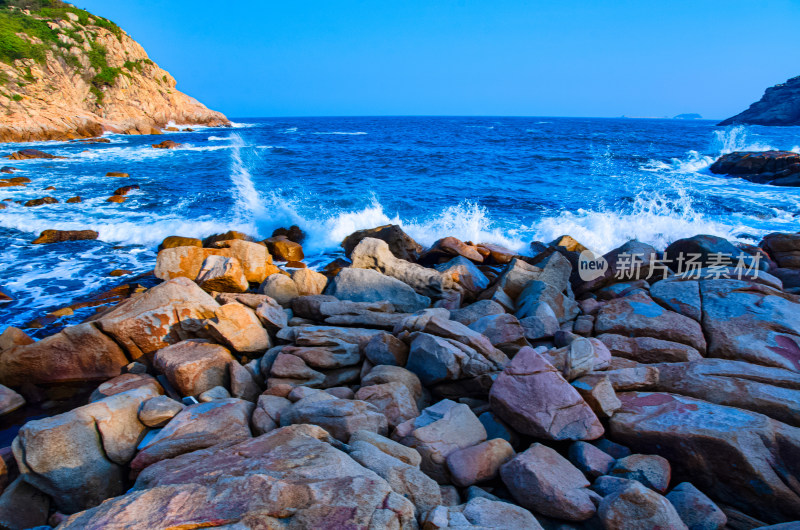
[
  {"left": 710, "top": 150, "right": 800, "bottom": 186},
  {"left": 719, "top": 75, "right": 800, "bottom": 126},
  {"left": 2, "top": 223, "right": 800, "bottom": 528},
  {"left": 0, "top": 1, "right": 228, "bottom": 143}
]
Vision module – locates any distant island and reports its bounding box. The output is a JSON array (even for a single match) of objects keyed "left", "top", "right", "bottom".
[
  {"left": 0, "top": 0, "right": 228, "bottom": 143},
  {"left": 673, "top": 113, "right": 702, "bottom": 120},
  {"left": 719, "top": 75, "right": 800, "bottom": 126}
]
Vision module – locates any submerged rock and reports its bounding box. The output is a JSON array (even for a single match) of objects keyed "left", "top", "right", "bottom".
[{"left": 31, "top": 229, "right": 98, "bottom": 244}]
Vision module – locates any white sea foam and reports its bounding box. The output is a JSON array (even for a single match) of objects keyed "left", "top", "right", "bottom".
[
  {"left": 311, "top": 131, "right": 368, "bottom": 135},
  {"left": 531, "top": 192, "right": 756, "bottom": 255}
]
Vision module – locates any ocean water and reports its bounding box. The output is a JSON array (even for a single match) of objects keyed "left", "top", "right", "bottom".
[{"left": 2, "top": 116, "right": 800, "bottom": 334}]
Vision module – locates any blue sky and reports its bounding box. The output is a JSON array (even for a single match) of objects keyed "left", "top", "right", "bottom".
[{"left": 77, "top": 0, "right": 800, "bottom": 119}]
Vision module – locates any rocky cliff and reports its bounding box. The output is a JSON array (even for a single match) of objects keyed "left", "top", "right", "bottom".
[
  {"left": 0, "top": 1, "right": 229, "bottom": 143},
  {"left": 719, "top": 75, "right": 800, "bottom": 126}
]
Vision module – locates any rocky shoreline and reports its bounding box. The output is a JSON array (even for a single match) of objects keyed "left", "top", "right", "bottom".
[{"left": 0, "top": 223, "right": 799, "bottom": 529}]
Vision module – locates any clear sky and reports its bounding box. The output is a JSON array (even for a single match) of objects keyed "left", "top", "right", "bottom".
[{"left": 76, "top": 0, "right": 800, "bottom": 119}]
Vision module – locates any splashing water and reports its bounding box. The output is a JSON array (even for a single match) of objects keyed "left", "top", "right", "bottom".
[{"left": 4, "top": 117, "right": 800, "bottom": 332}]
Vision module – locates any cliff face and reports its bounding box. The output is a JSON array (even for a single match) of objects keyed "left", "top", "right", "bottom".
[
  {"left": 0, "top": 1, "right": 229, "bottom": 143},
  {"left": 719, "top": 76, "right": 800, "bottom": 126}
]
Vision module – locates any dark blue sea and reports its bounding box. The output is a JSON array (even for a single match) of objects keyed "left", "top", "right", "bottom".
[{"left": 2, "top": 116, "right": 800, "bottom": 333}]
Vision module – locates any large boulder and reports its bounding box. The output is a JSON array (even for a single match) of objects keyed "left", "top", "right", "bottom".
[
  {"left": 348, "top": 438, "right": 442, "bottom": 515},
  {"left": 609, "top": 392, "right": 800, "bottom": 523},
  {"left": 500, "top": 443, "right": 598, "bottom": 521},
  {"left": 700, "top": 279, "right": 800, "bottom": 370},
  {"left": 154, "top": 246, "right": 229, "bottom": 281},
  {"left": 595, "top": 291, "right": 706, "bottom": 352},
  {"left": 12, "top": 386, "right": 160, "bottom": 513},
  {"left": 60, "top": 425, "right": 417, "bottom": 529},
  {"left": 280, "top": 397, "right": 388, "bottom": 442},
  {"left": 0, "top": 322, "right": 128, "bottom": 386},
  {"left": 355, "top": 382, "right": 419, "bottom": 428},
  {"left": 342, "top": 224, "right": 422, "bottom": 262},
  {"left": 153, "top": 340, "right": 235, "bottom": 397},
  {"left": 664, "top": 234, "right": 741, "bottom": 270},
  {"left": 325, "top": 267, "right": 430, "bottom": 313},
  {"left": 215, "top": 239, "right": 274, "bottom": 283},
  {"left": 97, "top": 277, "right": 220, "bottom": 362},
  {"left": 393, "top": 399, "right": 487, "bottom": 483},
  {"left": 489, "top": 346, "right": 604, "bottom": 440},
  {"left": 194, "top": 255, "right": 249, "bottom": 293},
  {"left": 654, "top": 358, "right": 800, "bottom": 426},
  {"left": 130, "top": 398, "right": 254, "bottom": 471},
  {"left": 762, "top": 232, "right": 800, "bottom": 268},
  {"left": 350, "top": 237, "right": 452, "bottom": 297},
  {"left": 205, "top": 302, "right": 271, "bottom": 354}
]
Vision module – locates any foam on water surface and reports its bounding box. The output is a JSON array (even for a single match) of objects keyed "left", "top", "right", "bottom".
[{"left": 3, "top": 117, "right": 800, "bottom": 331}]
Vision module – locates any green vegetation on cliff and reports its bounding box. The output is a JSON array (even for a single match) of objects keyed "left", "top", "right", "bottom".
[{"left": 0, "top": 0, "right": 127, "bottom": 105}]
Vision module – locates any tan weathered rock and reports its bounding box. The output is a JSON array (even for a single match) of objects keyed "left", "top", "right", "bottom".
[
  {"left": 153, "top": 339, "right": 234, "bottom": 397},
  {"left": 259, "top": 273, "right": 300, "bottom": 306},
  {"left": 97, "top": 277, "right": 220, "bottom": 362},
  {"left": 205, "top": 302, "right": 270, "bottom": 354},
  {"left": 351, "top": 237, "right": 453, "bottom": 297},
  {"left": 131, "top": 398, "right": 254, "bottom": 471},
  {"left": 0, "top": 322, "right": 129, "bottom": 386},
  {"left": 342, "top": 224, "right": 422, "bottom": 261},
  {"left": 446, "top": 438, "right": 515, "bottom": 487},
  {"left": 290, "top": 267, "right": 328, "bottom": 295},
  {"left": 229, "top": 359, "right": 261, "bottom": 401},
  {"left": 158, "top": 236, "right": 202, "bottom": 250},
  {"left": 349, "top": 438, "right": 442, "bottom": 516},
  {"left": 264, "top": 235, "right": 304, "bottom": 261},
  {"left": 355, "top": 381, "right": 419, "bottom": 428},
  {"left": 154, "top": 246, "right": 231, "bottom": 281},
  {"left": 0, "top": 326, "right": 33, "bottom": 352},
  {"left": 138, "top": 395, "right": 184, "bottom": 428},
  {"left": 393, "top": 399, "right": 487, "bottom": 483},
  {"left": 195, "top": 255, "right": 248, "bottom": 293},
  {"left": 599, "top": 481, "right": 688, "bottom": 530},
  {"left": 0, "top": 384, "right": 25, "bottom": 416},
  {"left": 12, "top": 386, "right": 160, "bottom": 513},
  {"left": 89, "top": 372, "right": 163, "bottom": 402},
  {"left": 280, "top": 397, "right": 388, "bottom": 442},
  {"left": 252, "top": 394, "right": 292, "bottom": 435},
  {"left": 349, "top": 429, "right": 423, "bottom": 467},
  {"left": 216, "top": 239, "right": 273, "bottom": 284},
  {"left": 61, "top": 425, "right": 416, "bottom": 529}
]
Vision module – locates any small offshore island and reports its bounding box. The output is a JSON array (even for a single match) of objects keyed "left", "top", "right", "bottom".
[{"left": 1, "top": 1, "right": 800, "bottom": 529}]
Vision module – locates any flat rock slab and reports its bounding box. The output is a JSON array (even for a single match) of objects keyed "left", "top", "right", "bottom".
[
  {"left": 609, "top": 391, "right": 800, "bottom": 524},
  {"left": 61, "top": 425, "right": 416, "bottom": 529}
]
